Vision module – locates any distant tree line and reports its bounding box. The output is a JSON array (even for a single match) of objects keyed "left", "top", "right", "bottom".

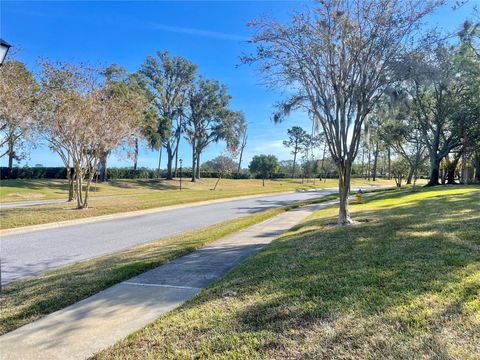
[
  {"left": 244, "top": 0, "right": 480, "bottom": 225},
  {"left": 0, "top": 52, "right": 247, "bottom": 208}
]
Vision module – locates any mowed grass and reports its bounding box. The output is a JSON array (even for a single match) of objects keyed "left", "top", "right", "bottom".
[
  {"left": 0, "top": 177, "right": 395, "bottom": 229},
  {"left": 0, "top": 195, "right": 339, "bottom": 336},
  {"left": 93, "top": 186, "right": 480, "bottom": 360}
]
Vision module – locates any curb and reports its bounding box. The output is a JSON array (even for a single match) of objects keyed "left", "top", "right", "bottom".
[{"left": 0, "top": 190, "right": 306, "bottom": 236}]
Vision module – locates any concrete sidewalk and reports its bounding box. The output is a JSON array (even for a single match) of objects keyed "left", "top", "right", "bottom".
[{"left": 0, "top": 200, "right": 335, "bottom": 360}]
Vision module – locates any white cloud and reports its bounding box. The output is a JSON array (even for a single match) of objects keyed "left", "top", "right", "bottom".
[{"left": 151, "top": 24, "right": 248, "bottom": 41}]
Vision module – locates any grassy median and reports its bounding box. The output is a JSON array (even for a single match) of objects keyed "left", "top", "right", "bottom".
[
  {"left": 93, "top": 186, "right": 480, "bottom": 360},
  {"left": 0, "top": 194, "right": 341, "bottom": 335},
  {"left": 0, "top": 178, "right": 396, "bottom": 229}
]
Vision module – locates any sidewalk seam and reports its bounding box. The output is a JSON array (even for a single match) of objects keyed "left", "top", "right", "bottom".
[{"left": 122, "top": 282, "right": 201, "bottom": 291}]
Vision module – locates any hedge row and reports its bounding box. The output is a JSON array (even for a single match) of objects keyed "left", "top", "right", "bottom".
[
  {"left": 0, "top": 167, "right": 252, "bottom": 180},
  {"left": 0, "top": 167, "right": 344, "bottom": 181}
]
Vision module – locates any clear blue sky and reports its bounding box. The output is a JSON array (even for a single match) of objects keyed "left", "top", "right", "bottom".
[{"left": 0, "top": 0, "right": 476, "bottom": 169}]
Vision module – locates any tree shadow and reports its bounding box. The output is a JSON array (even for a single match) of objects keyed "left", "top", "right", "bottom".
[
  {"left": 106, "top": 179, "right": 181, "bottom": 191},
  {"left": 156, "top": 187, "right": 479, "bottom": 357}
]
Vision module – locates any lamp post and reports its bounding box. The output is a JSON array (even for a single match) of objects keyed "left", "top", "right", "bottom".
[
  {"left": 0, "top": 39, "right": 11, "bottom": 294},
  {"left": 0, "top": 39, "right": 12, "bottom": 66},
  {"left": 179, "top": 159, "right": 183, "bottom": 191}
]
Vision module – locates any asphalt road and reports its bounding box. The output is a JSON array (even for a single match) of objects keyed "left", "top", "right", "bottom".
[{"left": 1, "top": 187, "right": 379, "bottom": 284}]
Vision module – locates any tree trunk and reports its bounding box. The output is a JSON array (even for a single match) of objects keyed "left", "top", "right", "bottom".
[
  {"left": 7, "top": 136, "right": 14, "bottom": 169},
  {"left": 446, "top": 152, "right": 461, "bottom": 185},
  {"left": 191, "top": 145, "right": 196, "bottom": 182},
  {"left": 387, "top": 147, "right": 391, "bottom": 179},
  {"left": 262, "top": 176, "right": 265, "bottom": 187},
  {"left": 237, "top": 146, "right": 244, "bottom": 173},
  {"left": 75, "top": 167, "right": 84, "bottom": 209},
  {"left": 372, "top": 142, "right": 379, "bottom": 181},
  {"left": 292, "top": 150, "right": 297, "bottom": 178},
  {"left": 474, "top": 150, "right": 480, "bottom": 183},
  {"left": 196, "top": 153, "right": 201, "bottom": 179},
  {"left": 8, "top": 152, "right": 13, "bottom": 169},
  {"left": 446, "top": 166, "right": 456, "bottom": 184},
  {"left": 98, "top": 152, "right": 108, "bottom": 182},
  {"left": 427, "top": 155, "right": 441, "bottom": 186},
  {"left": 166, "top": 145, "right": 174, "bottom": 180},
  {"left": 133, "top": 138, "right": 139, "bottom": 171},
  {"left": 67, "top": 167, "right": 75, "bottom": 202},
  {"left": 367, "top": 148, "right": 371, "bottom": 180},
  {"left": 338, "top": 162, "right": 353, "bottom": 226},
  {"left": 406, "top": 167, "right": 414, "bottom": 185},
  {"left": 157, "top": 146, "right": 163, "bottom": 178},
  {"left": 174, "top": 131, "right": 180, "bottom": 177}
]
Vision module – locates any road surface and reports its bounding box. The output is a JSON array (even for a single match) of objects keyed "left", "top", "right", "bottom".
[{"left": 1, "top": 187, "right": 380, "bottom": 284}]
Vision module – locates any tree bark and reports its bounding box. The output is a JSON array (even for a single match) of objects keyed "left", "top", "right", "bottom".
[
  {"left": 446, "top": 152, "right": 462, "bottom": 185},
  {"left": 372, "top": 142, "right": 379, "bottom": 181},
  {"left": 133, "top": 138, "right": 139, "bottom": 171},
  {"left": 157, "top": 146, "right": 163, "bottom": 178},
  {"left": 387, "top": 147, "right": 391, "bottom": 179},
  {"left": 191, "top": 145, "right": 197, "bottom": 182},
  {"left": 338, "top": 162, "right": 353, "bottom": 226},
  {"left": 196, "top": 153, "right": 201, "bottom": 179},
  {"left": 98, "top": 152, "right": 108, "bottom": 182},
  {"left": 367, "top": 148, "right": 371, "bottom": 180},
  {"left": 67, "top": 167, "right": 75, "bottom": 202},
  {"left": 7, "top": 136, "right": 14, "bottom": 169},
  {"left": 292, "top": 149, "right": 297, "bottom": 178},
  {"left": 174, "top": 130, "right": 180, "bottom": 177},
  {"left": 166, "top": 144, "right": 174, "bottom": 180},
  {"left": 474, "top": 150, "right": 480, "bottom": 183},
  {"left": 427, "top": 155, "right": 441, "bottom": 186},
  {"left": 237, "top": 149, "right": 244, "bottom": 174}
]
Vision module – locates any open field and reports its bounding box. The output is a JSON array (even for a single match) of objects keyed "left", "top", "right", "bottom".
[
  {"left": 0, "top": 195, "right": 339, "bottom": 336},
  {"left": 93, "top": 186, "right": 480, "bottom": 360},
  {"left": 0, "top": 178, "right": 397, "bottom": 229}
]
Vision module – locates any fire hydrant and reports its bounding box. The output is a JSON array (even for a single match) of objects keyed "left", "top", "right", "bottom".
[{"left": 356, "top": 189, "right": 363, "bottom": 204}]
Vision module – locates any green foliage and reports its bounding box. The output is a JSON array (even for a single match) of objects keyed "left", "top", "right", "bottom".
[
  {"left": 201, "top": 156, "right": 238, "bottom": 175},
  {"left": 249, "top": 154, "right": 279, "bottom": 180}
]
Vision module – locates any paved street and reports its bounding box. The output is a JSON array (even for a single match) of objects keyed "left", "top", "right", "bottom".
[
  {"left": 1, "top": 187, "right": 379, "bottom": 284},
  {"left": 0, "top": 201, "right": 330, "bottom": 360}
]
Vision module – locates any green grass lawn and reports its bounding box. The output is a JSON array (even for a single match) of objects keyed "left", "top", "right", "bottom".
[
  {"left": 92, "top": 186, "right": 480, "bottom": 360},
  {"left": 0, "top": 195, "right": 339, "bottom": 336},
  {"left": 0, "top": 177, "right": 397, "bottom": 229}
]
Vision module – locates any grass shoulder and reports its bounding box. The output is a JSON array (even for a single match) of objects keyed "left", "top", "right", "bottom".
[
  {"left": 0, "top": 177, "right": 397, "bottom": 229},
  {"left": 0, "top": 194, "right": 338, "bottom": 335},
  {"left": 93, "top": 185, "right": 480, "bottom": 360}
]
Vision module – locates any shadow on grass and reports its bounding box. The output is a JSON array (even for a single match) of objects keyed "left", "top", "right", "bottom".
[
  {"left": 106, "top": 179, "right": 181, "bottom": 191},
  {"left": 135, "top": 186, "right": 479, "bottom": 358}
]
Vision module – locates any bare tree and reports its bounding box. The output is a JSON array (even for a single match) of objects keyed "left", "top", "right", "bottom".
[
  {"left": 245, "top": 0, "right": 439, "bottom": 224},
  {"left": 37, "top": 62, "right": 138, "bottom": 208},
  {"left": 0, "top": 60, "right": 38, "bottom": 168},
  {"left": 236, "top": 121, "right": 248, "bottom": 173}
]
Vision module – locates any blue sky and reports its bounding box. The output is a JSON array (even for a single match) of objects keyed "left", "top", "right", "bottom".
[{"left": 1, "top": 0, "right": 477, "bottom": 168}]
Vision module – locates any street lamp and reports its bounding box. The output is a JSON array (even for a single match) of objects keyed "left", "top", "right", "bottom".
[
  {"left": 179, "top": 159, "right": 183, "bottom": 191},
  {"left": 0, "top": 39, "right": 12, "bottom": 66}
]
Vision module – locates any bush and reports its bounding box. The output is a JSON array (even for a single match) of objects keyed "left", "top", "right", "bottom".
[
  {"left": 0, "top": 167, "right": 252, "bottom": 180},
  {"left": 1, "top": 167, "right": 67, "bottom": 180}
]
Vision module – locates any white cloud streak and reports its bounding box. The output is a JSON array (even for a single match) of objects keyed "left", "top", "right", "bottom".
[{"left": 151, "top": 23, "right": 248, "bottom": 41}]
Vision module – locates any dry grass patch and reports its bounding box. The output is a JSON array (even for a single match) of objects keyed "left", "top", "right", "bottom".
[{"left": 0, "top": 177, "right": 397, "bottom": 229}]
